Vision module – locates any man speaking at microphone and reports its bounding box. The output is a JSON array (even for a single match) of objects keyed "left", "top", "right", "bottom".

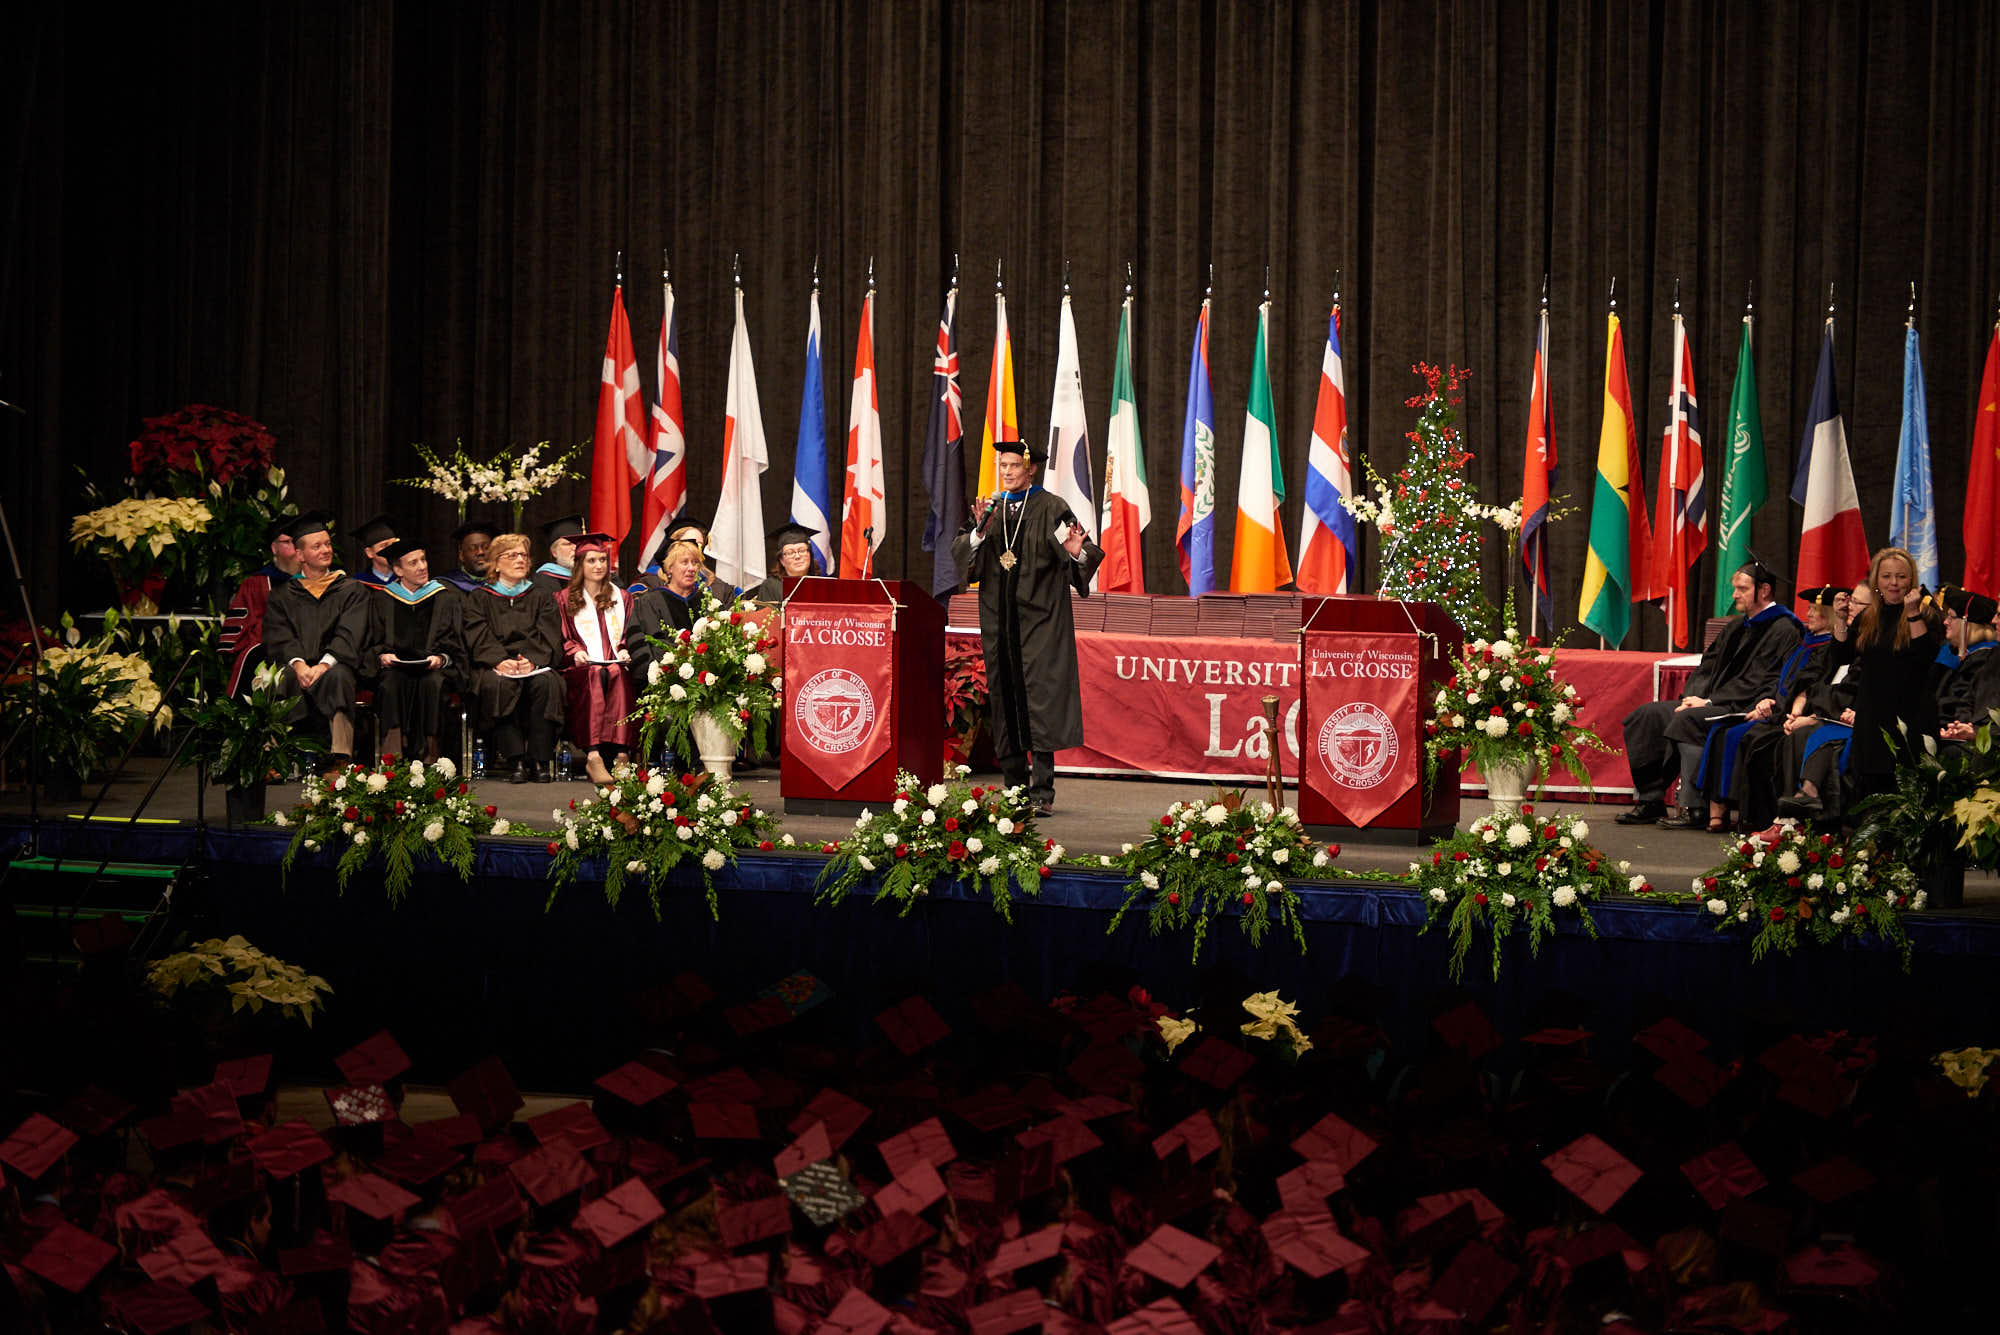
[{"left": 953, "top": 440, "right": 1104, "bottom": 817}]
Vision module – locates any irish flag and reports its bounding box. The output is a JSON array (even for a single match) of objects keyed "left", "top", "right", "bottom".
[
  {"left": 1230, "top": 300, "right": 1292, "bottom": 592},
  {"left": 1098, "top": 293, "right": 1149, "bottom": 593}
]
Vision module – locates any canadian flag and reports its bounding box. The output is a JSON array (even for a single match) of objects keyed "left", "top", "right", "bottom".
[{"left": 839, "top": 287, "right": 885, "bottom": 578}]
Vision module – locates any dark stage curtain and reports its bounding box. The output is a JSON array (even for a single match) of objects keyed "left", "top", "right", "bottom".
[{"left": 5, "top": 2, "right": 1997, "bottom": 642}]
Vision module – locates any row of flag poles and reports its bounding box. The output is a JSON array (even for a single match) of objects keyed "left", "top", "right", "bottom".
[{"left": 586, "top": 258, "right": 2000, "bottom": 631}]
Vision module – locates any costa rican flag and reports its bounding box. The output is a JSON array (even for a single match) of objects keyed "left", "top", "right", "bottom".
[
  {"left": 1296, "top": 299, "right": 1358, "bottom": 593},
  {"left": 637, "top": 279, "right": 686, "bottom": 572}
]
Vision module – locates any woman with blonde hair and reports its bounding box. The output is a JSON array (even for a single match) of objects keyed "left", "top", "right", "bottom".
[
  {"left": 462, "top": 531, "right": 566, "bottom": 783},
  {"left": 557, "top": 534, "right": 636, "bottom": 784}
]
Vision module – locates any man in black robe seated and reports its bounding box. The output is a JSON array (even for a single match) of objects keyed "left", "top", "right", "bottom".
[
  {"left": 219, "top": 512, "right": 305, "bottom": 696},
  {"left": 952, "top": 440, "right": 1104, "bottom": 817},
  {"left": 441, "top": 520, "right": 498, "bottom": 593},
  {"left": 350, "top": 514, "right": 400, "bottom": 587},
  {"left": 262, "top": 513, "right": 372, "bottom": 771},
  {"left": 462, "top": 532, "right": 565, "bottom": 784},
  {"left": 533, "top": 514, "right": 583, "bottom": 595},
  {"left": 366, "top": 539, "right": 462, "bottom": 763},
  {"left": 1617, "top": 561, "right": 1802, "bottom": 828}
]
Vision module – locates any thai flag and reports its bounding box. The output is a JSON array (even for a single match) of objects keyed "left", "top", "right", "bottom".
[
  {"left": 1296, "top": 301, "right": 1358, "bottom": 594},
  {"left": 1174, "top": 298, "right": 1216, "bottom": 596},
  {"left": 1790, "top": 320, "right": 1870, "bottom": 602},
  {"left": 790, "top": 288, "right": 832, "bottom": 573},
  {"left": 637, "top": 280, "right": 686, "bottom": 572}
]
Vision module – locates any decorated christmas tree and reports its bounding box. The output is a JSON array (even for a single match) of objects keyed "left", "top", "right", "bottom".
[{"left": 1342, "top": 363, "right": 1519, "bottom": 631}]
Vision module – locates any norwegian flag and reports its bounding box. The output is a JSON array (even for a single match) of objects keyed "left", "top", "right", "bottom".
[
  {"left": 1652, "top": 311, "right": 1707, "bottom": 649},
  {"left": 918, "top": 286, "right": 964, "bottom": 597},
  {"left": 589, "top": 282, "right": 648, "bottom": 543},
  {"left": 1296, "top": 298, "right": 1359, "bottom": 594},
  {"left": 637, "top": 278, "right": 687, "bottom": 572}
]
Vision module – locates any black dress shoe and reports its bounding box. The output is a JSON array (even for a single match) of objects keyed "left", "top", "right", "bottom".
[
  {"left": 1033, "top": 802, "right": 1056, "bottom": 819},
  {"left": 1656, "top": 807, "right": 1704, "bottom": 829},
  {"left": 507, "top": 759, "right": 531, "bottom": 785},
  {"left": 1616, "top": 799, "right": 1667, "bottom": 825},
  {"left": 1777, "top": 792, "right": 1823, "bottom": 819},
  {"left": 532, "top": 762, "right": 554, "bottom": 783}
]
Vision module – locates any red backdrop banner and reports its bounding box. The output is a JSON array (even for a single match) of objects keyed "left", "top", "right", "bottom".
[
  {"left": 784, "top": 604, "right": 897, "bottom": 793},
  {"left": 1299, "top": 630, "right": 1422, "bottom": 827}
]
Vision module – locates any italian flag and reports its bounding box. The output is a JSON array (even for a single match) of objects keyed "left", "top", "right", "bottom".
[
  {"left": 1230, "top": 300, "right": 1292, "bottom": 592},
  {"left": 1098, "top": 295, "right": 1149, "bottom": 593}
]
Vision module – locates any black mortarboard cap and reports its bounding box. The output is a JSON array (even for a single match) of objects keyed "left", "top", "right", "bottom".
[
  {"left": 265, "top": 513, "right": 301, "bottom": 544},
  {"left": 540, "top": 514, "right": 585, "bottom": 544},
  {"left": 1794, "top": 585, "right": 1843, "bottom": 607},
  {"left": 354, "top": 515, "right": 398, "bottom": 548},
  {"left": 769, "top": 521, "right": 818, "bottom": 548},
  {"left": 379, "top": 539, "right": 426, "bottom": 567},
  {"left": 283, "top": 511, "right": 335, "bottom": 542},
  {"left": 991, "top": 438, "right": 1044, "bottom": 465},
  {"left": 451, "top": 518, "right": 500, "bottom": 544}
]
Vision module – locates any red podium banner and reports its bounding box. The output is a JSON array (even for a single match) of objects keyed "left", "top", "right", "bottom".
[
  {"left": 783, "top": 603, "right": 896, "bottom": 793},
  {"left": 1299, "top": 629, "right": 1422, "bottom": 827}
]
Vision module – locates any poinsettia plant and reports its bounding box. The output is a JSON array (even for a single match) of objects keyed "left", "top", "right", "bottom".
[
  {"left": 544, "top": 766, "right": 780, "bottom": 920},
  {"left": 942, "top": 638, "right": 989, "bottom": 753},
  {"left": 816, "top": 767, "right": 1054, "bottom": 922},
  {"left": 279, "top": 755, "right": 506, "bottom": 901},
  {"left": 1106, "top": 791, "right": 1327, "bottom": 963},
  {"left": 1411, "top": 806, "right": 1636, "bottom": 981},
  {"left": 1426, "top": 609, "right": 1607, "bottom": 788},
  {"left": 129, "top": 404, "right": 277, "bottom": 489},
  {"left": 1686, "top": 820, "right": 1919, "bottom": 968},
  {"left": 631, "top": 594, "right": 782, "bottom": 761}
]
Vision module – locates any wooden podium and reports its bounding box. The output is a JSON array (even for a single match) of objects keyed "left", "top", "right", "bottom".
[
  {"left": 779, "top": 578, "right": 945, "bottom": 815},
  {"left": 1294, "top": 595, "right": 1462, "bottom": 842}
]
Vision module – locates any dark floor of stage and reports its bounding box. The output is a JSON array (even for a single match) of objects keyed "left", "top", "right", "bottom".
[{"left": 4, "top": 755, "right": 1996, "bottom": 908}]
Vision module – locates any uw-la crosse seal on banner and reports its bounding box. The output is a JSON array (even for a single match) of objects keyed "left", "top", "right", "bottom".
[
  {"left": 1300, "top": 631, "right": 1422, "bottom": 826},
  {"left": 785, "top": 603, "right": 896, "bottom": 791}
]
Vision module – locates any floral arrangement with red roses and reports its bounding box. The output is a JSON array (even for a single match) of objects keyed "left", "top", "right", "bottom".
[
  {"left": 1684, "top": 819, "right": 1919, "bottom": 968},
  {"left": 279, "top": 754, "right": 502, "bottom": 901},
  {"left": 816, "top": 767, "right": 1052, "bottom": 922},
  {"left": 544, "top": 766, "right": 779, "bottom": 920}
]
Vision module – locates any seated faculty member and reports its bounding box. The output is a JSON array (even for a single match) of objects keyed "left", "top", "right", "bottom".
[
  {"left": 463, "top": 532, "right": 565, "bottom": 784},
  {"left": 441, "top": 519, "right": 499, "bottom": 593},
  {"left": 952, "top": 439, "right": 1103, "bottom": 817},
  {"left": 366, "top": 539, "right": 463, "bottom": 764},
  {"left": 262, "top": 513, "right": 373, "bottom": 770},
  {"left": 533, "top": 514, "right": 585, "bottom": 596},
  {"left": 625, "top": 538, "right": 718, "bottom": 683},
  {"left": 350, "top": 514, "right": 400, "bottom": 587},
  {"left": 219, "top": 511, "right": 307, "bottom": 696},
  {"left": 755, "top": 521, "right": 821, "bottom": 603},
  {"left": 1617, "top": 560, "right": 1801, "bottom": 828}
]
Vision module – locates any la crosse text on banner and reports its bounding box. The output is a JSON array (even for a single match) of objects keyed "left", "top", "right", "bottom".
[{"left": 784, "top": 604, "right": 897, "bottom": 793}]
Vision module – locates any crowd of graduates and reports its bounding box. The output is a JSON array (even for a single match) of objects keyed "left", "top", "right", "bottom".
[
  {"left": 1614, "top": 550, "right": 2000, "bottom": 898},
  {"left": 216, "top": 513, "right": 819, "bottom": 787}
]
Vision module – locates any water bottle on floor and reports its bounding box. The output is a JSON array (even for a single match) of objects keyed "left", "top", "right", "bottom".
[
  {"left": 472, "top": 739, "right": 487, "bottom": 779},
  {"left": 557, "top": 740, "right": 574, "bottom": 780}
]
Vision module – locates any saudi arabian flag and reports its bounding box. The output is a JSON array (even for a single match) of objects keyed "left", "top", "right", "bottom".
[
  {"left": 1579, "top": 313, "right": 1641, "bottom": 645},
  {"left": 1712, "top": 314, "right": 1766, "bottom": 615}
]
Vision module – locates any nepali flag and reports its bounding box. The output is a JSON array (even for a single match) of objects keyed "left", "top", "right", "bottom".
[
  {"left": 1296, "top": 299, "right": 1358, "bottom": 594},
  {"left": 1651, "top": 311, "right": 1706, "bottom": 649},
  {"left": 1175, "top": 298, "right": 1217, "bottom": 596},
  {"left": 1516, "top": 305, "right": 1556, "bottom": 634},
  {"left": 1790, "top": 319, "right": 1869, "bottom": 603},
  {"left": 918, "top": 285, "right": 964, "bottom": 597},
  {"left": 638, "top": 278, "right": 687, "bottom": 572}
]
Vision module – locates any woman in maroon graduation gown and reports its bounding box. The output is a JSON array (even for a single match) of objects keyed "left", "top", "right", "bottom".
[{"left": 556, "top": 534, "right": 637, "bottom": 784}]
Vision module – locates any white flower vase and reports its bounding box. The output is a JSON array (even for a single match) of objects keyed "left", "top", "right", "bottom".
[
  {"left": 690, "top": 713, "right": 735, "bottom": 783},
  {"left": 1482, "top": 752, "right": 1534, "bottom": 817}
]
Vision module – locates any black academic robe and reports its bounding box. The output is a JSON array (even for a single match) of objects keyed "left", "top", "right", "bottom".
[
  {"left": 366, "top": 582, "right": 464, "bottom": 738},
  {"left": 625, "top": 584, "right": 715, "bottom": 682},
  {"left": 462, "top": 583, "right": 566, "bottom": 727},
  {"left": 1829, "top": 611, "right": 1943, "bottom": 779},
  {"left": 1940, "top": 641, "right": 2000, "bottom": 725},
  {"left": 262, "top": 573, "right": 372, "bottom": 719},
  {"left": 441, "top": 568, "right": 486, "bottom": 594},
  {"left": 531, "top": 563, "right": 572, "bottom": 597},
  {"left": 1684, "top": 604, "right": 1805, "bottom": 709},
  {"left": 951, "top": 489, "right": 1105, "bottom": 755}
]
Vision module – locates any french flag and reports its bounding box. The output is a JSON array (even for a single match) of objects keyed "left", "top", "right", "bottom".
[
  {"left": 1296, "top": 300, "right": 1358, "bottom": 593},
  {"left": 1790, "top": 319, "right": 1870, "bottom": 603}
]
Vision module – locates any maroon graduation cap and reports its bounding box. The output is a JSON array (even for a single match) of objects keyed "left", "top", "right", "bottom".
[{"left": 1, "top": 1113, "right": 79, "bottom": 1181}]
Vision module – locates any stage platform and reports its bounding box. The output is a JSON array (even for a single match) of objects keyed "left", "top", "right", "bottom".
[{"left": 7, "top": 761, "right": 1999, "bottom": 1094}]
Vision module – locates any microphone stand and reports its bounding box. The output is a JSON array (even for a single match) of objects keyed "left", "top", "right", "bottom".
[{"left": 0, "top": 389, "right": 42, "bottom": 846}]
